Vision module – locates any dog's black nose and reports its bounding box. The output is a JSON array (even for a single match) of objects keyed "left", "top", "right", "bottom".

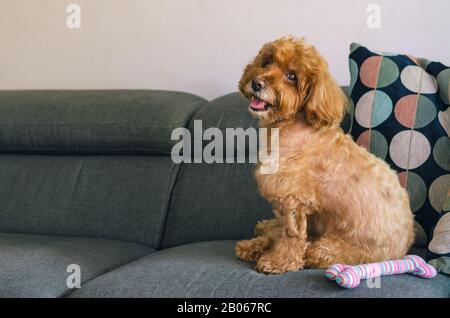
[{"left": 251, "top": 79, "right": 265, "bottom": 92}]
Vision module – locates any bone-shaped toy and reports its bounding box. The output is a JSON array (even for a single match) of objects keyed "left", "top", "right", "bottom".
[{"left": 326, "top": 255, "right": 437, "bottom": 288}]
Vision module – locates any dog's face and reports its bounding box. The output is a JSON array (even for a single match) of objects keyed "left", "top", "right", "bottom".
[{"left": 239, "top": 37, "right": 347, "bottom": 127}]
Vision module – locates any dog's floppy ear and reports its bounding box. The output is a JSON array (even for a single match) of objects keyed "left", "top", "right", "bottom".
[{"left": 302, "top": 62, "right": 348, "bottom": 128}]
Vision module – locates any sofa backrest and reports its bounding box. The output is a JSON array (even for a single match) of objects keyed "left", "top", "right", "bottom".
[
  {"left": 162, "top": 93, "right": 273, "bottom": 248},
  {"left": 0, "top": 90, "right": 206, "bottom": 248},
  {"left": 0, "top": 88, "right": 350, "bottom": 249}
]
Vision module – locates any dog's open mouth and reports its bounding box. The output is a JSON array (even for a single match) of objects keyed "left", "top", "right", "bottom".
[{"left": 249, "top": 96, "right": 272, "bottom": 112}]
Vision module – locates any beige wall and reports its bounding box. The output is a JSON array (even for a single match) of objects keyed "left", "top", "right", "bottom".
[{"left": 1, "top": 0, "right": 449, "bottom": 100}]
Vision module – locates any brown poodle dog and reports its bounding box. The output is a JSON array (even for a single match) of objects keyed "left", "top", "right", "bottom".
[{"left": 235, "top": 36, "right": 414, "bottom": 274}]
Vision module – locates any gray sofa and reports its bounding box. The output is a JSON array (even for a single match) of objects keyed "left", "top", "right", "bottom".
[{"left": 0, "top": 89, "right": 448, "bottom": 298}]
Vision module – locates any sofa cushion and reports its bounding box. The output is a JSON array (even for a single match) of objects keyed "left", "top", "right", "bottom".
[
  {"left": 0, "top": 90, "right": 206, "bottom": 155},
  {"left": 0, "top": 233, "right": 153, "bottom": 298},
  {"left": 162, "top": 163, "right": 272, "bottom": 248},
  {"left": 0, "top": 155, "right": 178, "bottom": 247},
  {"left": 70, "top": 241, "right": 450, "bottom": 298}
]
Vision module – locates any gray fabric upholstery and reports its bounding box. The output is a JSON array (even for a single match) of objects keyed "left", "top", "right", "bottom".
[
  {"left": 0, "top": 155, "right": 178, "bottom": 247},
  {"left": 162, "top": 162, "right": 272, "bottom": 248},
  {"left": 188, "top": 93, "right": 259, "bottom": 160},
  {"left": 0, "top": 233, "right": 153, "bottom": 298},
  {"left": 0, "top": 90, "right": 206, "bottom": 155},
  {"left": 70, "top": 241, "right": 450, "bottom": 298}
]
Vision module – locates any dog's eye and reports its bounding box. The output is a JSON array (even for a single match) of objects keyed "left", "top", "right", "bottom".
[
  {"left": 285, "top": 72, "right": 297, "bottom": 83},
  {"left": 261, "top": 58, "right": 272, "bottom": 68}
]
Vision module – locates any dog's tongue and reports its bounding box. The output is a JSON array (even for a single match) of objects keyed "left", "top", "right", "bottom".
[{"left": 250, "top": 97, "right": 267, "bottom": 110}]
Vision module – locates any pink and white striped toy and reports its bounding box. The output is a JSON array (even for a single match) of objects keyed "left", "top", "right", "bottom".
[{"left": 326, "top": 255, "right": 437, "bottom": 288}]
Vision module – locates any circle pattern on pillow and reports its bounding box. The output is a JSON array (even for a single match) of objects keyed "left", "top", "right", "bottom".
[
  {"left": 433, "top": 137, "right": 450, "bottom": 171},
  {"left": 360, "top": 56, "right": 399, "bottom": 88},
  {"left": 438, "top": 109, "right": 450, "bottom": 136},
  {"left": 356, "top": 130, "right": 388, "bottom": 160},
  {"left": 355, "top": 90, "right": 392, "bottom": 128},
  {"left": 429, "top": 175, "right": 450, "bottom": 213},
  {"left": 349, "top": 59, "right": 358, "bottom": 94},
  {"left": 398, "top": 171, "right": 427, "bottom": 213},
  {"left": 389, "top": 130, "right": 431, "bottom": 169},
  {"left": 394, "top": 95, "right": 436, "bottom": 129},
  {"left": 400, "top": 66, "right": 438, "bottom": 94},
  {"left": 437, "top": 68, "right": 450, "bottom": 104},
  {"left": 349, "top": 43, "right": 450, "bottom": 237}
]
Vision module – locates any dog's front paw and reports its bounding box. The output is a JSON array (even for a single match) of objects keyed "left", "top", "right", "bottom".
[
  {"left": 256, "top": 254, "right": 304, "bottom": 274},
  {"left": 235, "top": 237, "right": 271, "bottom": 262}
]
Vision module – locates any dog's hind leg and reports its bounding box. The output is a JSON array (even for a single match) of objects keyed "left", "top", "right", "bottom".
[
  {"left": 236, "top": 236, "right": 272, "bottom": 262},
  {"left": 305, "top": 236, "right": 375, "bottom": 268},
  {"left": 236, "top": 219, "right": 282, "bottom": 263}
]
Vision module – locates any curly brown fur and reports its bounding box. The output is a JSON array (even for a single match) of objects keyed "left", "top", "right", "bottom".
[{"left": 235, "top": 36, "right": 414, "bottom": 274}]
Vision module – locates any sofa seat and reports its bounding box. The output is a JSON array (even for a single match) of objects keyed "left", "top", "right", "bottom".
[
  {"left": 70, "top": 241, "right": 450, "bottom": 298},
  {"left": 0, "top": 233, "right": 154, "bottom": 298}
]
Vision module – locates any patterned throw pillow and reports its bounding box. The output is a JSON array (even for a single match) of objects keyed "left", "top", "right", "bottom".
[
  {"left": 348, "top": 43, "right": 450, "bottom": 242},
  {"left": 428, "top": 192, "right": 450, "bottom": 275}
]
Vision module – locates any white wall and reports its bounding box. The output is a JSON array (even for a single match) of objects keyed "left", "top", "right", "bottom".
[{"left": 1, "top": 0, "right": 449, "bottom": 100}]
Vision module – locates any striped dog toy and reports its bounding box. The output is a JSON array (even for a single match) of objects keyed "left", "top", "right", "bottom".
[{"left": 326, "top": 255, "right": 437, "bottom": 288}]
